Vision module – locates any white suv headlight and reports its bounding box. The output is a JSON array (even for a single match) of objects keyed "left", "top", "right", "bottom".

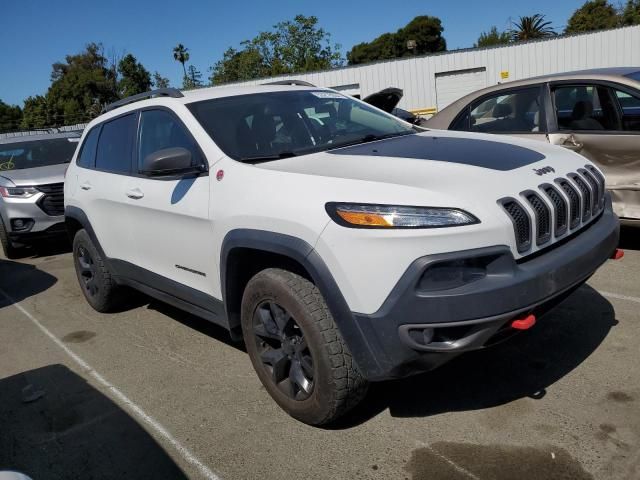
[
  {"left": 326, "top": 203, "right": 479, "bottom": 229},
  {"left": 0, "top": 186, "right": 39, "bottom": 198}
]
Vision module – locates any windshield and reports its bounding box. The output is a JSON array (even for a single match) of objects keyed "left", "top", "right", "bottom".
[
  {"left": 0, "top": 137, "right": 79, "bottom": 171},
  {"left": 187, "top": 90, "right": 415, "bottom": 162}
]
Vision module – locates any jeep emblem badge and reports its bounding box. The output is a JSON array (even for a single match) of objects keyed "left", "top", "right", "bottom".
[{"left": 533, "top": 166, "right": 555, "bottom": 176}]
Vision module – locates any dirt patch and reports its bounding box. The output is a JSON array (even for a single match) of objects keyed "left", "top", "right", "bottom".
[
  {"left": 607, "top": 391, "right": 634, "bottom": 403},
  {"left": 62, "top": 330, "right": 96, "bottom": 343},
  {"left": 405, "top": 442, "right": 593, "bottom": 480}
]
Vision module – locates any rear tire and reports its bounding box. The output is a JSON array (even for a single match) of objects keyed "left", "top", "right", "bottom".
[
  {"left": 0, "top": 218, "right": 21, "bottom": 259},
  {"left": 241, "top": 268, "right": 368, "bottom": 425},
  {"left": 72, "top": 229, "right": 123, "bottom": 312}
]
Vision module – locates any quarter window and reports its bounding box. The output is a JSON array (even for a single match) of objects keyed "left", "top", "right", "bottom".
[
  {"left": 95, "top": 114, "right": 137, "bottom": 174},
  {"left": 468, "top": 88, "right": 542, "bottom": 133},
  {"left": 76, "top": 127, "right": 100, "bottom": 168},
  {"left": 138, "top": 110, "right": 201, "bottom": 170}
]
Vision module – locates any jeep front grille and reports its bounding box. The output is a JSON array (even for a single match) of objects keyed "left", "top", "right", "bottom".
[
  {"left": 500, "top": 167, "right": 605, "bottom": 256},
  {"left": 36, "top": 182, "right": 64, "bottom": 216}
]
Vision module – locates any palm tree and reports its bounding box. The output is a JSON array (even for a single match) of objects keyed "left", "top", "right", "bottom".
[
  {"left": 173, "top": 44, "right": 190, "bottom": 78},
  {"left": 511, "top": 14, "right": 556, "bottom": 42}
]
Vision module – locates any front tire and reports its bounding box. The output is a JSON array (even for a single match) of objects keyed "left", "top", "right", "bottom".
[
  {"left": 0, "top": 218, "right": 21, "bottom": 259},
  {"left": 241, "top": 268, "right": 368, "bottom": 425},
  {"left": 72, "top": 229, "right": 123, "bottom": 312}
]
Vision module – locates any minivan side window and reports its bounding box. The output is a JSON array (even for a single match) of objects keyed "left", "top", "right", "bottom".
[
  {"left": 76, "top": 126, "right": 100, "bottom": 168},
  {"left": 138, "top": 109, "right": 201, "bottom": 170},
  {"left": 95, "top": 113, "right": 137, "bottom": 174},
  {"left": 469, "top": 87, "right": 542, "bottom": 133}
]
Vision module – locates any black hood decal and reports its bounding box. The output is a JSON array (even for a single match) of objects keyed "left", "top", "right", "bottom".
[{"left": 328, "top": 135, "right": 546, "bottom": 171}]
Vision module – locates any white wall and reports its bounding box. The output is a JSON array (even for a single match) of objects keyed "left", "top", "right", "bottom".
[{"left": 222, "top": 26, "right": 640, "bottom": 112}]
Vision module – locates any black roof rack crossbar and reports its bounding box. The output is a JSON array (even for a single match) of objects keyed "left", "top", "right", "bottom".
[
  {"left": 103, "top": 88, "right": 184, "bottom": 113},
  {"left": 263, "top": 80, "right": 315, "bottom": 87}
]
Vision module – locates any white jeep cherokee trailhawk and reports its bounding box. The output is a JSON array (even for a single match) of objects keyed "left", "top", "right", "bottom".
[{"left": 65, "top": 84, "right": 620, "bottom": 425}]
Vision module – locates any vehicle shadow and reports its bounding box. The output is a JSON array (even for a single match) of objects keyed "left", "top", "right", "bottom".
[
  {"left": 619, "top": 225, "right": 640, "bottom": 251},
  {"left": 0, "top": 364, "right": 187, "bottom": 479},
  {"left": 5, "top": 238, "right": 72, "bottom": 260},
  {"left": 0, "top": 259, "right": 57, "bottom": 308},
  {"left": 333, "top": 284, "right": 616, "bottom": 428}
]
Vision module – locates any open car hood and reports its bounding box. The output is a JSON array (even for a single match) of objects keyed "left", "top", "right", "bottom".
[{"left": 362, "top": 88, "right": 403, "bottom": 113}]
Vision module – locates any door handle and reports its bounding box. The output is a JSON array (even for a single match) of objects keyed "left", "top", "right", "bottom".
[
  {"left": 126, "top": 188, "right": 144, "bottom": 200},
  {"left": 80, "top": 182, "right": 92, "bottom": 190},
  {"left": 560, "top": 135, "right": 584, "bottom": 151}
]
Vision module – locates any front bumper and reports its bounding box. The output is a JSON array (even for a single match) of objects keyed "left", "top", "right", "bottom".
[
  {"left": 347, "top": 198, "right": 620, "bottom": 381},
  {"left": 8, "top": 221, "right": 67, "bottom": 244}
]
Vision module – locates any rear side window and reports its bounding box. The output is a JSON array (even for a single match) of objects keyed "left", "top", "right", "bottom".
[
  {"left": 553, "top": 85, "right": 618, "bottom": 131},
  {"left": 95, "top": 113, "right": 137, "bottom": 174},
  {"left": 76, "top": 127, "right": 100, "bottom": 168},
  {"left": 138, "top": 109, "right": 201, "bottom": 170},
  {"left": 613, "top": 89, "right": 640, "bottom": 132}
]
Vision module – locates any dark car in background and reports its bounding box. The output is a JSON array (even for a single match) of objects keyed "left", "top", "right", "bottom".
[{"left": 426, "top": 67, "right": 640, "bottom": 225}]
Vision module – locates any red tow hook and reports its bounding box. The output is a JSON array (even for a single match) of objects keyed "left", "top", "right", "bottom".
[
  {"left": 611, "top": 249, "right": 624, "bottom": 260},
  {"left": 511, "top": 314, "right": 536, "bottom": 330}
]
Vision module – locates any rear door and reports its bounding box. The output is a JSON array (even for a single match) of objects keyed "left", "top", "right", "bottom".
[
  {"left": 74, "top": 113, "right": 137, "bottom": 262},
  {"left": 547, "top": 82, "right": 640, "bottom": 220},
  {"left": 124, "top": 108, "right": 214, "bottom": 295}
]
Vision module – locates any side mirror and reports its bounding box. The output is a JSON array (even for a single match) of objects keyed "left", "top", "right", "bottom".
[{"left": 141, "top": 147, "right": 194, "bottom": 176}]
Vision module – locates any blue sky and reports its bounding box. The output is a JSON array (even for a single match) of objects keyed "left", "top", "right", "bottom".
[{"left": 1, "top": 0, "right": 587, "bottom": 106}]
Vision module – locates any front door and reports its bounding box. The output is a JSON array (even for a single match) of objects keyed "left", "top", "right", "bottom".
[{"left": 124, "top": 108, "right": 216, "bottom": 296}]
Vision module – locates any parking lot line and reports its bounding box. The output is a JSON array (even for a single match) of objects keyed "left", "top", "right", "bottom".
[
  {"left": 0, "top": 288, "right": 223, "bottom": 480},
  {"left": 599, "top": 291, "right": 640, "bottom": 304}
]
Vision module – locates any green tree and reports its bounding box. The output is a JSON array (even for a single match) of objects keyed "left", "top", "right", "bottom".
[
  {"left": 0, "top": 100, "right": 23, "bottom": 133},
  {"left": 117, "top": 54, "right": 152, "bottom": 97},
  {"left": 209, "top": 15, "right": 342, "bottom": 84},
  {"left": 475, "top": 26, "right": 511, "bottom": 48},
  {"left": 565, "top": 0, "right": 619, "bottom": 33},
  {"left": 510, "top": 14, "right": 556, "bottom": 41},
  {"left": 173, "top": 44, "right": 190, "bottom": 78},
  {"left": 621, "top": 0, "right": 640, "bottom": 25},
  {"left": 152, "top": 71, "right": 170, "bottom": 89},
  {"left": 347, "top": 15, "right": 446, "bottom": 65},
  {"left": 183, "top": 65, "right": 203, "bottom": 89},
  {"left": 20, "top": 95, "right": 50, "bottom": 129}
]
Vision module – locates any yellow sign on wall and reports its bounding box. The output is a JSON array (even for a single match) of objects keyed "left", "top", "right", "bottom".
[{"left": 500, "top": 71, "right": 510, "bottom": 80}]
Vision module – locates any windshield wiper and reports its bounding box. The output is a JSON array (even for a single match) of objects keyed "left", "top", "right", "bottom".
[
  {"left": 238, "top": 151, "right": 298, "bottom": 164},
  {"left": 326, "top": 131, "right": 415, "bottom": 151}
]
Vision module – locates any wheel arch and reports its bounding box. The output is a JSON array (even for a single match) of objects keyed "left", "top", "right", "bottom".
[{"left": 220, "top": 229, "right": 379, "bottom": 374}]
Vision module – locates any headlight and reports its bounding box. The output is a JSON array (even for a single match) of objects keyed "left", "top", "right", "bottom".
[
  {"left": 0, "top": 186, "right": 39, "bottom": 198},
  {"left": 326, "top": 203, "right": 479, "bottom": 229}
]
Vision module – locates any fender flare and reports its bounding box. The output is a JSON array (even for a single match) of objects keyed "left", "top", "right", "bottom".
[
  {"left": 65, "top": 206, "right": 108, "bottom": 259},
  {"left": 220, "top": 229, "right": 381, "bottom": 376}
]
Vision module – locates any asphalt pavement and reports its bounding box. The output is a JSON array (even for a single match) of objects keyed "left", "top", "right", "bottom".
[{"left": 1, "top": 228, "right": 639, "bottom": 480}]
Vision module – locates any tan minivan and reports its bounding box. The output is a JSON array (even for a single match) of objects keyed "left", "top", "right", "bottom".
[{"left": 426, "top": 68, "right": 640, "bottom": 224}]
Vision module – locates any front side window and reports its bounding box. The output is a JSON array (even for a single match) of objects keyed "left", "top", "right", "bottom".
[
  {"left": 95, "top": 113, "right": 137, "bottom": 174},
  {"left": 553, "top": 85, "right": 618, "bottom": 131},
  {"left": 138, "top": 109, "right": 202, "bottom": 170},
  {"left": 76, "top": 127, "right": 100, "bottom": 168},
  {"left": 187, "top": 91, "right": 414, "bottom": 162},
  {"left": 0, "top": 137, "right": 79, "bottom": 171},
  {"left": 613, "top": 88, "right": 640, "bottom": 132},
  {"left": 469, "top": 87, "right": 542, "bottom": 133}
]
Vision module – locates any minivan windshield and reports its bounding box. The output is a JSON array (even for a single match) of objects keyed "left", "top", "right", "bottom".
[
  {"left": 0, "top": 137, "right": 79, "bottom": 171},
  {"left": 188, "top": 90, "right": 415, "bottom": 162}
]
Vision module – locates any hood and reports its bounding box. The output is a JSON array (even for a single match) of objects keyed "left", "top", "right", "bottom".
[
  {"left": 363, "top": 88, "right": 403, "bottom": 113},
  {"left": 0, "top": 163, "right": 68, "bottom": 187},
  {"left": 256, "top": 130, "right": 594, "bottom": 203}
]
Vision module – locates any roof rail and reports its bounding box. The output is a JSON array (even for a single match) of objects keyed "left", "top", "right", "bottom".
[
  {"left": 103, "top": 88, "right": 184, "bottom": 113},
  {"left": 263, "top": 80, "right": 316, "bottom": 87}
]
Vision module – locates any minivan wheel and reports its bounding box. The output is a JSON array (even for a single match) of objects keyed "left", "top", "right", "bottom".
[
  {"left": 0, "top": 219, "right": 21, "bottom": 259},
  {"left": 72, "top": 229, "right": 122, "bottom": 312},
  {"left": 241, "top": 268, "right": 368, "bottom": 425}
]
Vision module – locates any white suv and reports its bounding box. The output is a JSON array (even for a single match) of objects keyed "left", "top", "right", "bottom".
[{"left": 65, "top": 84, "right": 620, "bottom": 425}]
